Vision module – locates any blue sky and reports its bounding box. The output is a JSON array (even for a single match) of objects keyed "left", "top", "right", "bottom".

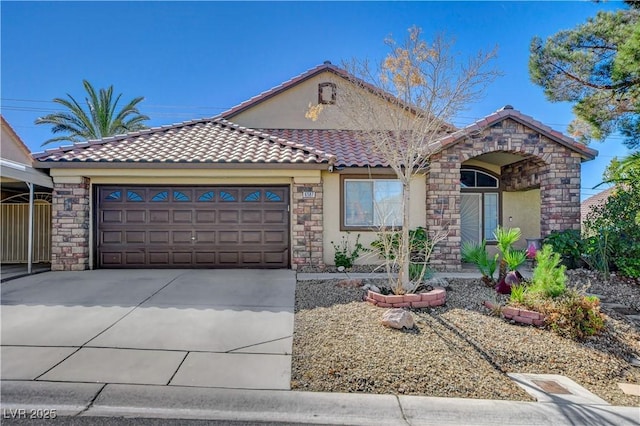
[{"left": 1, "top": 1, "right": 632, "bottom": 200}]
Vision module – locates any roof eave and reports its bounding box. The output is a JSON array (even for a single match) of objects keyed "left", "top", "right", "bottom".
[{"left": 34, "top": 160, "right": 330, "bottom": 170}]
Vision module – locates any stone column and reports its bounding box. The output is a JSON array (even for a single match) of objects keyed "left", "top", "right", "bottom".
[
  {"left": 426, "top": 154, "right": 462, "bottom": 271},
  {"left": 291, "top": 181, "right": 325, "bottom": 271},
  {"left": 51, "top": 177, "right": 90, "bottom": 271},
  {"left": 540, "top": 153, "right": 582, "bottom": 235}
]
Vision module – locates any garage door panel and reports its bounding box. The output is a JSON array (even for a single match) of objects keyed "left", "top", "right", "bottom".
[
  {"left": 218, "top": 252, "right": 239, "bottom": 264},
  {"left": 102, "top": 231, "right": 122, "bottom": 244},
  {"left": 172, "top": 231, "right": 193, "bottom": 244},
  {"left": 150, "top": 210, "right": 170, "bottom": 223},
  {"left": 241, "top": 210, "right": 262, "bottom": 223},
  {"left": 242, "top": 252, "right": 262, "bottom": 264},
  {"left": 241, "top": 231, "right": 262, "bottom": 243},
  {"left": 149, "top": 252, "right": 170, "bottom": 264},
  {"left": 194, "top": 231, "right": 215, "bottom": 243},
  {"left": 97, "top": 186, "right": 289, "bottom": 268},
  {"left": 125, "top": 231, "right": 145, "bottom": 244},
  {"left": 264, "top": 210, "right": 286, "bottom": 223},
  {"left": 101, "top": 252, "right": 122, "bottom": 265},
  {"left": 125, "top": 252, "right": 145, "bottom": 265},
  {"left": 264, "top": 231, "right": 286, "bottom": 244},
  {"left": 219, "top": 231, "right": 239, "bottom": 244},
  {"left": 219, "top": 210, "right": 239, "bottom": 223},
  {"left": 173, "top": 210, "right": 192, "bottom": 222},
  {"left": 102, "top": 210, "right": 122, "bottom": 223},
  {"left": 149, "top": 231, "right": 170, "bottom": 244},
  {"left": 172, "top": 252, "right": 192, "bottom": 264},
  {"left": 264, "top": 251, "right": 287, "bottom": 264},
  {"left": 195, "top": 211, "right": 216, "bottom": 223},
  {"left": 195, "top": 252, "right": 216, "bottom": 264}
]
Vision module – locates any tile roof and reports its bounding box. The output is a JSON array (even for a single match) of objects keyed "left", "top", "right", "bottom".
[
  {"left": 34, "top": 118, "right": 335, "bottom": 165},
  {"left": 581, "top": 186, "right": 616, "bottom": 224},
  {"left": 264, "top": 129, "right": 390, "bottom": 167},
  {"left": 433, "top": 106, "right": 598, "bottom": 160}
]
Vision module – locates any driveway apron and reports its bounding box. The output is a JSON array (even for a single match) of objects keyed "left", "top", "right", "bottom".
[{"left": 1, "top": 269, "right": 296, "bottom": 390}]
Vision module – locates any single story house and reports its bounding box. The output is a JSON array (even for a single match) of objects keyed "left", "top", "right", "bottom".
[
  {"left": 33, "top": 62, "right": 597, "bottom": 271},
  {"left": 1, "top": 115, "right": 54, "bottom": 272}
]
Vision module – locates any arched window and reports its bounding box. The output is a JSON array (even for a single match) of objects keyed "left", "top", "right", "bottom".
[{"left": 460, "top": 168, "right": 500, "bottom": 243}]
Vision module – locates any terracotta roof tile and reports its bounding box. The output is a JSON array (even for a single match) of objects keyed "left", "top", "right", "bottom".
[
  {"left": 433, "top": 106, "right": 598, "bottom": 160},
  {"left": 265, "top": 129, "right": 391, "bottom": 167},
  {"left": 34, "top": 118, "right": 334, "bottom": 165},
  {"left": 581, "top": 186, "right": 616, "bottom": 224}
]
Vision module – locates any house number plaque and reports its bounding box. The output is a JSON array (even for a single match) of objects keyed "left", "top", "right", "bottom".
[{"left": 303, "top": 191, "right": 315, "bottom": 198}]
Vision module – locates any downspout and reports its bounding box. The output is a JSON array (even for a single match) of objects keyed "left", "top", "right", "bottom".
[{"left": 27, "top": 182, "right": 34, "bottom": 274}]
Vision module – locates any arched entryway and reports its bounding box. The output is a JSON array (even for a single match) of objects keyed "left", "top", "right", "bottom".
[{"left": 426, "top": 114, "right": 587, "bottom": 271}]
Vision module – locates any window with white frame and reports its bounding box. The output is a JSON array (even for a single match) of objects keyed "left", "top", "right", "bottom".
[
  {"left": 343, "top": 178, "right": 403, "bottom": 228},
  {"left": 460, "top": 169, "right": 500, "bottom": 243}
]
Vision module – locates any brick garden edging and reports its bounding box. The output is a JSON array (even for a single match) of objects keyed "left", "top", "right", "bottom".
[
  {"left": 484, "top": 301, "right": 546, "bottom": 326},
  {"left": 366, "top": 287, "right": 446, "bottom": 309}
]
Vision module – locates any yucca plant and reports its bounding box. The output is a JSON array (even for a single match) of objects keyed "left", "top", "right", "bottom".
[
  {"left": 503, "top": 249, "right": 527, "bottom": 272},
  {"left": 462, "top": 240, "right": 497, "bottom": 286},
  {"left": 493, "top": 226, "right": 522, "bottom": 281}
]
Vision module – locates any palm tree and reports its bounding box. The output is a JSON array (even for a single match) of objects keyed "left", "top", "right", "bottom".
[{"left": 35, "top": 80, "right": 149, "bottom": 145}]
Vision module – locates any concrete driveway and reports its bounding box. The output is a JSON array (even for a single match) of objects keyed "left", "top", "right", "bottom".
[{"left": 1, "top": 269, "right": 295, "bottom": 390}]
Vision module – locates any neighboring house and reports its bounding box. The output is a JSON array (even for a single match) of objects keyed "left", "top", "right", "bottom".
[
  {"left": 1, "top": 116, "right": 54, "bottom": 271},
  {"left": 33, "top": 62, "right": 597, "bottom": 272},
  {"left": 580, "top": 186, "right": 616, "bottom": 227}
]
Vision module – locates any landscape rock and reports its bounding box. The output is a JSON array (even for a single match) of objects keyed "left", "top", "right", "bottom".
[
  {"left": 336, "top": 279, "right": 363, "bottom": 288},
  {"left": 425, "top": 277, "right": 448, "bottom": 288},
  {"left": 362, "top": 283, "right": 381, "bottom": 293},
  {"left": 381, "top": 308, "right": 414, "bottom": 330}
]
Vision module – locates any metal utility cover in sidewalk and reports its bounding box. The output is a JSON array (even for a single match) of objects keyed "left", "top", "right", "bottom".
[{"left": 508, "top": 373, "right": 610, "bottom": 405}]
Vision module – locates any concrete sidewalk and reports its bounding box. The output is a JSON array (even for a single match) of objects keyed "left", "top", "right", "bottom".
[{"left": 1, "top": 380, "right": 638, "bottom": 425}]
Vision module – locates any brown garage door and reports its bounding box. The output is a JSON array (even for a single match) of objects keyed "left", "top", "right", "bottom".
[{"left": 96, "top": 186, "right": 289, "bottom": 268}]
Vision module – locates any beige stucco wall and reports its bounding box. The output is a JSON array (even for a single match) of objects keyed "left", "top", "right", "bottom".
[
  {"left": 230, "top": 71, "right": 414, "bottom": 131},
  {"left": 49, "top": 168, "right": 322, "bottom": 184},
  {"left": 503, "top": 189, "right": 541, "bottom": 249},
  {"left": 461, "top": 159, "right": 500, "bottom": 175},
  {"left": 322, "top": 170, "right": 427, "bottom": 266},
  {"left": 1, "top": 125, "right": 33, "bottom": 165}
]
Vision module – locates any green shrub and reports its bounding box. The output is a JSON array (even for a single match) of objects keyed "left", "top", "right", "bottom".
[
  {"left": 529, "top": 245, "right": 566, "bottom": 298},
  {"left": 584, "top": 179, "right": 640, "bottom": 278},
  {"left": 331, "top": 233, "right": 365, "bottom": 269},
  {"left": 461, "top": 240, "right": 497, "bottom": 286},
  {"left": 543, "top": 229, "right": 584, "bottom": 269},
  {"left": 509, "top": 284, "right": 526, "bottom": 305},
  {"left": 542, "top": 290, "right": 605, "bottom": 339},
  {"left": 370, "top": 227, "right": 431, "bottom": 263},
  {"left": 408, "top": 262, "right": 432, "bottom": 282}
]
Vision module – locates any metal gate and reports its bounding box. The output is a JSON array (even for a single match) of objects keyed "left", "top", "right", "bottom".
[{"left": 1, "top": 193, "right": 52, "bottom": 263}]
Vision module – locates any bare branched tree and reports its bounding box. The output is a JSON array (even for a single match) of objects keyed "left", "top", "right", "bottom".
[{"left": 309, "top": 27, "right": 500, "bottom": 292}]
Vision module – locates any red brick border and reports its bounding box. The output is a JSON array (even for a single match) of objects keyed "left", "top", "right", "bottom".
[
  {"left": 366, "top": 287, "right": 447, "bottom": 308},
  {"left": 483, "top": 301, "right": 546, "bottom": 326}
]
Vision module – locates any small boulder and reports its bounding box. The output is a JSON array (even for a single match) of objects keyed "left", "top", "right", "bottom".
[
  {"left": 362, "top": 283, "right": 381, "bottom": 293},
  {"left": 337, "top": 279, "right": 363, "bottom": 288},
  {"left": 381, "top": 308, "right": 414, "bottom": 330}
]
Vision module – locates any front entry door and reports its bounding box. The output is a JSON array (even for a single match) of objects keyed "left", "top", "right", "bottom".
[{"left": 461, "top": 193, "right": 481, "bottom": 245}]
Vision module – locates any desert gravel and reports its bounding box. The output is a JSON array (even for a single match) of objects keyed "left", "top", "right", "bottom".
[{"left": 291, "top": 270, "right": 640, "bottom": 406}]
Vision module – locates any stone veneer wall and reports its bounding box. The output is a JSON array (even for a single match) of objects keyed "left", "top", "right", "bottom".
[
  {"left": 427, "top": 118, "right": 583, "bottom": 271},
  {"left": 51, "top": 178, "right": 90, "bottom": 271},
  {"left": 291, "top": 182, "right": 325, "bottom": 270}
]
